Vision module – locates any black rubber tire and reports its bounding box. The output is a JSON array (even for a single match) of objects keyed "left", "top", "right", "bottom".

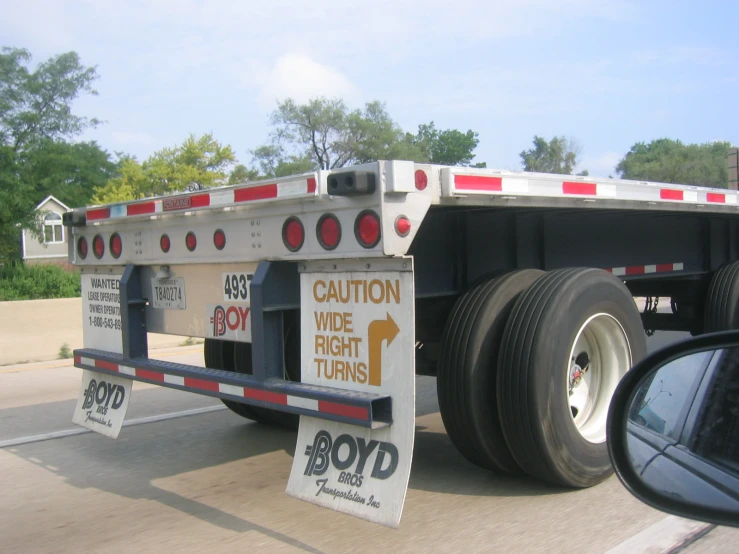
[
  {"left": 704, "top": 261, "right": 739, "bottom": 332},
  {"left": 203, "top": 338, "right": 267, "bottom": 423},
  {"left": 232, "top": 313, "right": 301, "bottom": 430},
  {"left": 497, "top": 268, "right": 647, "bottom": 488},
  {"left": 437, "top": 270, "right": 545, "bottom": 473}
]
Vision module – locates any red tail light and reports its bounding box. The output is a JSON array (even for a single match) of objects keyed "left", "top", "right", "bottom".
[
  {"left": 283, "top": 217, "right": 305, "bottom": 252},
  {"left": 110, "top": 233, "right": 122, "bottom": 259},
  {"left": 92, "top": 235, "right": 105, "bottom": 259},
  {"left": 355, "top": 210, "right": 381, "bottom": 248},
  {"left": 213, "top": 229, "right": 226, "bottom": 250},
  {"left": 415, "top": 170, "right": 428, "bottom": 191},
  {"left": 395, "top": 216, "right": 411, "bottom": 237},
  {"left": 186, "top": 232, "right": 197, "bottom": 252},
  {"left": 317, "top": 214, "right": 341, "bottom": 250},
  {"left": 160, "top": 234, "right": 171, "bottom": 253},
  {"left": 77, "top": 237, "right": 88, "bottom": 259}
]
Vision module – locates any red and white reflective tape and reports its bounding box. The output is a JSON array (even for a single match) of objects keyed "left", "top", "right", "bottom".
[
  {"left": 75, "top": 355, "right": 367, "bottom": 421},
  {"left": 605, "top": 263, "right": 684, "bottom": 277},
  {"left": 449, "top": 171, "right": 738, "bottom": 207},
  {"left": 86, "top": 176, "right": 318, "bottom": 222}
]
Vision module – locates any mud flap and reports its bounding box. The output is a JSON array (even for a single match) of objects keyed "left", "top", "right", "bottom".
[
  {"left": 73, "top": 270, "right": 131, "bottom": 438},
  {"left": 287, "top": 259, "right": 415, "bottom": 528}
]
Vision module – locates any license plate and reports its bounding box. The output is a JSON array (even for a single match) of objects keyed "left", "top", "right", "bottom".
[
  {"left": 151, "top": 277, "right": 186, "bottom": 309},
  {"left": 72, "top": 369, "right": 132, "bottom": 439}
]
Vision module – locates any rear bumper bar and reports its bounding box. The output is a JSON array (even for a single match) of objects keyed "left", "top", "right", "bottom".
[{"left": 74, "top": 349, "right": 392, "bottom": 429}]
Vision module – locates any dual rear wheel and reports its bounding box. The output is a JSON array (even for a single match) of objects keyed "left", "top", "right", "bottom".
[
  {"left": 204, "top": 312, "right": 301, "bottom": 430},
  {"left": 438, "top": 268, "right": 646, "bottom": 487}
]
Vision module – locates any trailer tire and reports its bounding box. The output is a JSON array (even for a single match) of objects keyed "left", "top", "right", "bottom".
[
  {"left": 437, "top": 269, "right": 545, "bottom": 473},
  {"left": 232, "top": 313, "right": 301, "bottom": 430},
  {"left": 497, "top": 268, "right": 646, "bottom": 488},
  {"left": 203, "top": 339, "right": 267, "bottom": 423},
  {"left": 704, "top": 261, "right": 739, "bottom": 332}
]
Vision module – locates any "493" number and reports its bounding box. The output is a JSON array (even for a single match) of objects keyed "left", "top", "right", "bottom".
[{"left": 223, "top": 273, "right": 252, "bottom": 301}]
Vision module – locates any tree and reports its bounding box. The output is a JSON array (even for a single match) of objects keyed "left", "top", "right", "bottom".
[
  {"left": 1, "top": 48, "right": 100, "bottom": 153},
  {"left": 0, "top": 147, "right": 34, "bottom": 263},
  {"left": 0, "top": 47, "right": 100, "bottom": 264},
  {"left": 412, "top": 122, "right": 480, "bottom": 166},
  {"left": 520, "top": 136, "right": 585, "bottom": 175},
  {"left": 91, "top": 133, "right": 236, "bottom": 203},
  {"left": 251, "top": 97, "right": 484, "bottom": 177},
  {"left": 91, "top": 157, "right": 147, "bottom": 204},
  {"left": 20, "top": 139, "right": 118, "bottom": 207},
  {"left": 616, "top": 139, "right": 734, "bottom": 188},
  {"left": 228, "top": 163, "right": 260, "bottom": 185}
]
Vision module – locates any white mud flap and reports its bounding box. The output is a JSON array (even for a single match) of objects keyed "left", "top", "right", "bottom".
[
  {"left": 73, "top": 270, "right": 131, "bottom": 438},
  {"left": 72, "top": 369, "right": 131, "bottom": 438},
  {"left": 287, "top": 259, "right": 415, "bottom": 528}
]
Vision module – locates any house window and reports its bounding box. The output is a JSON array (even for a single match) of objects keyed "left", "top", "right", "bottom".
[{"left": 43, "top": 212, "right": 64, "bottom": 243}]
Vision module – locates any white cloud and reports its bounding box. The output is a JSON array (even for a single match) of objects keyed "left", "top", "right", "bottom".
[{"left": 244, "top": 54, "right": 360, "bottom": 110}]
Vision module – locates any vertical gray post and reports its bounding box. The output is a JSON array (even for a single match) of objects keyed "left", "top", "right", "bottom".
[{"left": 120, "top": 264, "right": 149, "bottom": 359}]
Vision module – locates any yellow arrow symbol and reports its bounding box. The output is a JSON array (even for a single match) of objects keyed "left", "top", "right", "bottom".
[{"left": 367, "top": 313, "right": 400, "bottom": 386}]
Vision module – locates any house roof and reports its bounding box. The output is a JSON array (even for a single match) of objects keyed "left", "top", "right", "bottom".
[{"left": 36, "top": 195, "right": 71, "bottom": 212}]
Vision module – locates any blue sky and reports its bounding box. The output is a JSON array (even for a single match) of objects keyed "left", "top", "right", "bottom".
[{"left": 2, "top": 0, "right": 737, "bottom": 178}]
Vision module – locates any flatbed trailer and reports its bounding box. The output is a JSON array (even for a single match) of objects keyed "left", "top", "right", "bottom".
[{"left": 63, "top": 161, "right": 739, "bottom": 526}]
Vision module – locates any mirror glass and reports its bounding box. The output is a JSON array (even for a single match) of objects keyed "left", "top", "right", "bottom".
[{"left": 625, "top": 347, "right": 739, "bottom": 513}]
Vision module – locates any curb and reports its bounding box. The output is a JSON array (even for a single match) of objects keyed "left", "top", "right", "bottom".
[{"left": 0, "top": 344, "right": 205, "bottom": 371}]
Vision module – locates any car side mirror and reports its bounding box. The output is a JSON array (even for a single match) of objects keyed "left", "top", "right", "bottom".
[{"left": 607, "top": 330, "right": 739, "bottom": 528}]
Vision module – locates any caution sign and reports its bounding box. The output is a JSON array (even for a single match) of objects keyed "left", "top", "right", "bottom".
[
  {"left": 287, "top": 259, "right": 415, "bottom": 528},
  {"left": 311, "top": 278, "right": 401, "bottom": 387}
]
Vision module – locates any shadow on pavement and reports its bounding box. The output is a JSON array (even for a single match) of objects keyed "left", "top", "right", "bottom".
[
  {"left": 5, "top": 412, "right": 320, "bottom": 552},
  {"left": 4, "top": 372, "right": 583, "bottom": 547},
  {"left": 410, "top": 425, "right": 563, "bottom": 498}
]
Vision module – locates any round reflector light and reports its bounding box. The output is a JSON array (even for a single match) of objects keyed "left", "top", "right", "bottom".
[
  {"left": 186, "top": 232, "right": 197, "bottom": 252},
  {"left": 213, "top": 229, "right": 226, "bottom": 250},
  {"left": 283, "top": 217, "right": 305, "bottom": 252},
  {"left": 415, "top": 169, "right": 428, "bottom": 191},
  {"left": 395, "top": 216, "right": 411, "bottom": 237},
  {"left": 317, "top": 214, "right": 341, "bottom": 250},
  {"left": 355, "top": 210, "right": 381, "bottom": 248},
  {"left": 92, "top": 235, "right": 105, "bottom": 259},
  {"left": 160, "top": 234, "right": 171, "bottom": 253},
  {"left": 77, "top": 237, "right": 88, "bottom": 260},
  {"left": 110, "top": 233, "right": 122, "bottom": 259}
]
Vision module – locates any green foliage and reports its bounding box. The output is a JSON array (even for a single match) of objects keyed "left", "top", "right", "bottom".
[
  {"left": 0, "top": 263, "right": 81, "bottom": 301},
  {"left": 228, "top": 163, "right": 260, "bottom": 184},
  {"left": 251, "top": 97, "right": 483, "bottom": 176},
  {"left": 92, "top": 133, "right": 236, "bottom": 203},
  {"left": 412, "top": 122, "right": 480, "bottom": 166},
  {"left": 58, "top": 343, "right": 72, "bottom": 359},
  {"left": 616, "top": 139, "right": 734, "bottom": 188},
  {"left": 0, "top": 47, "right": 100, "bottom": 264},
  {"left": 520, "top": 135, "right": 584, "bottom": 175},
  {"left": 0, "top": 146, "right": 36, "bottom": 263},
  {"left": 0, "top": 47, "right": 100, "bottom": 152},
  {"left": 91, "top": 156, "right": 145, "bottom": 204},
  {"left": 21, "top": 139, "right": 118, "bottom": 207}
]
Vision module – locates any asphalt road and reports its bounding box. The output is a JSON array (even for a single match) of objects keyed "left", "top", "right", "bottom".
[{"left": 0, "top": 333, "right": 737, "bottom": 553}]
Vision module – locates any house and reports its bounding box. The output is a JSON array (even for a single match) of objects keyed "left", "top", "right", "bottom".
[{"left": 21, "top": 195, "right": 74, "bottom": 270}]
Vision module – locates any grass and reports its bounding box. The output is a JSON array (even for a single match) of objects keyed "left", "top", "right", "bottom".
[{"left": 58, "top": 343, "right": 73, "bottom": 359}]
